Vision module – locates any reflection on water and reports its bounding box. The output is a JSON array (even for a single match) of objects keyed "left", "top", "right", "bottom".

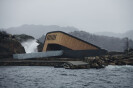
[{"left": 0, "top": 65, "right": 133, "bottom": 88}]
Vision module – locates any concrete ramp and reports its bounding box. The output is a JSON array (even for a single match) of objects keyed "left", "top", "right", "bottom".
[
  {"left": 13, "top": 51, "right": 63, "bottom": 59},
  {"left": 13, "top": 50, "right": 107, "bottom": 59}
]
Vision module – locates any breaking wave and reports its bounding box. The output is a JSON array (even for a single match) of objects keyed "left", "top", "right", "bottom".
[{"left": 21, "top": 39, "right": 39, "bottom": 53}]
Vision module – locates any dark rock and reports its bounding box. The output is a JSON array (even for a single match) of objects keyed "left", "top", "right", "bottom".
[
  {"left": 85, "top": 57, "right": 105, "bottom": 68},
  {"left": 14, "top": 34, "right": 34, "bottom": 42},
  {"left": 38, "top": 34, "right": 45, "bottom": 43},
  {"left": 0, "top": 31, "right": 25, "bottom": 59},
  {"left": 37, "top": 40, "right": 44, "bottom": 52},
  {"left": 115, "top": 61, "right": 126, "bottom": 65}
]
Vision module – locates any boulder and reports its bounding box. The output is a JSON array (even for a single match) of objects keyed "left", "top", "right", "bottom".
[{"left": 85, "top": 56, "right": 105, "bottom": 68}]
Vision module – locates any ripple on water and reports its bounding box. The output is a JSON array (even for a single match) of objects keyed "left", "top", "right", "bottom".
[{"left": 0, "top": 66, "right": 133, "bottom": 88}]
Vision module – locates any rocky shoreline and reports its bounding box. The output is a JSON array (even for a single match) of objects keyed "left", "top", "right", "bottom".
[
  {"left": 0, "top": 31, "right": 25, "bottom": 59},
  {"left": 0, "top": 53, "right": 132, "bottom": 69},
  {"left": 84, "top": 53, "right": 133, "bottom": 69}
]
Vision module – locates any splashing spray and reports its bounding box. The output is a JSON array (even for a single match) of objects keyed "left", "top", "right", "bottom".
[{"left": 21, "top": 39, "right": 39, "bottom": 53}]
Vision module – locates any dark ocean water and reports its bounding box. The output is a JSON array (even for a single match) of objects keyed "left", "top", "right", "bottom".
[{"left": 0, "top": 65, "right": 133, "bottom": 88}]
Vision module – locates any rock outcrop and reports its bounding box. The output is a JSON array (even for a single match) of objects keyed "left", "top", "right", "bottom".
[
  {"left": 14, "top": 34, "right": 34, "bottom": 42},
  {"left": 37, "top": 41, "right": 43, "bottom": 52},
  {"left": 0, "top": 31, "right": 25, "bottom": 59},
  {"left": 84, "top": 56, "right": 105, "bottom": 68},
  {"left": 84, "top": 52, "right": 133, "bottom": 68}
]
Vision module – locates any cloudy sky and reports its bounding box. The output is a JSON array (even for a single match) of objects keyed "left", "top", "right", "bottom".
[{"left": 0, "top": 0, "right": 133, "bottom": 33}]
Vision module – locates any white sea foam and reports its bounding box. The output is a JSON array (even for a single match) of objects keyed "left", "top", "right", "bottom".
[
  {"left": 105, "top": 65, "right": 133, "bottom": 70},
  {"left": 21, "top": 39, "right": 39, "bottom": 53}
]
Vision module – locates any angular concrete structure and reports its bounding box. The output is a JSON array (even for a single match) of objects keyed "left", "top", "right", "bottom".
[
  {"left": 13, "top": 31, "right": 107, "bottom": 59},
  {"left": 43, "top": 31, "right": 100, "bottom": 51}
]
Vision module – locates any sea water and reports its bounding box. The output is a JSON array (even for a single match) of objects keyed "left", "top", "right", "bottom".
[{"left": 0, "top": 65, "right": 133, "bottom": 88}]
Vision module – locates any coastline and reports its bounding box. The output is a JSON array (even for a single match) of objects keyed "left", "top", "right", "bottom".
[{"left": 0, "top": 55, "right": 132, "bottom": 69}]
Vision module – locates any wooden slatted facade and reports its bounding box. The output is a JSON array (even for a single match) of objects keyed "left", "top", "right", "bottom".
[{"left": 42, "top": 31, "right": 101, "bottom": 52}]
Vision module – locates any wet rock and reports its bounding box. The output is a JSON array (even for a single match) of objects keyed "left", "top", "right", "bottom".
[
  {"left": 85, "top": 56, "right": 105, "bottom": 68},
  {"left": 0, "top": 31, "right": 25, "bottom": 59},
  {"left": 37, "top": 41, "right": 43, "bottom": 52},
  {"left": 14, "top": 34, "right": 34, "bottom": 42},
  {"left": 115, "top": 61, "right": 127, "bottom": 65}
]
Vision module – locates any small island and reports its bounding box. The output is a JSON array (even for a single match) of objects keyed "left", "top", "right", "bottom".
[{"left": 0, "top": 31, "right": 133, "bottom": 69}]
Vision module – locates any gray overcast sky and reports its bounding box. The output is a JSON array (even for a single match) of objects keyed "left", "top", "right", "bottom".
[{"left": 0, "top": 0, "right": 133, "bottom": 33}]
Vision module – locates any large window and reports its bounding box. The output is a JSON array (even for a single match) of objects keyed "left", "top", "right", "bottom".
[
  {"left": 47, "top": 35, "right": 57, "bottom": 40},
  {"left": 46, "top": 44, "right": 72, "bottom": 51}
]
